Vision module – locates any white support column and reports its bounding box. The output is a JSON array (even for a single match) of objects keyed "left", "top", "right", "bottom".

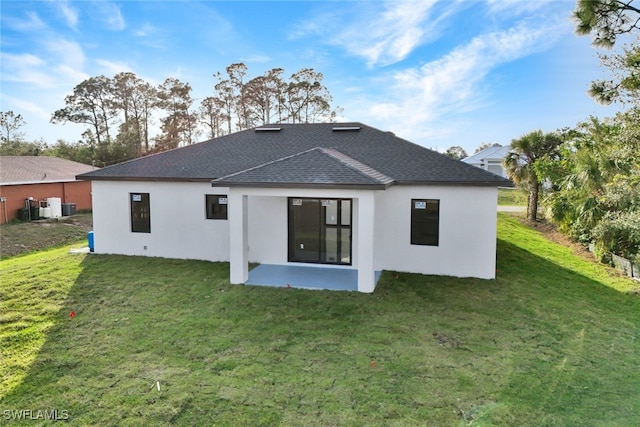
[
  {"left": 228, "top": 191, "right": 248, "bottom": 284},
  {"left": 356, "top": 192, "right": 376, "bottom": 293}
]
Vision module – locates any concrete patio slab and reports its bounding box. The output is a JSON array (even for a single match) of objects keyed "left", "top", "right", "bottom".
[{"left": 246, "top": 264, "right": 382, "bottom": 292}]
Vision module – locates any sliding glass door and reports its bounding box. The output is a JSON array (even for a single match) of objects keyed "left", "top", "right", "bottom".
[{"left": 288, "top": 198, "right": 352, "bottom": 265}]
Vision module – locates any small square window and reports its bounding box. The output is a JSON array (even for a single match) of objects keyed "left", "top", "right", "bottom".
[
  {"left": 206, "top": 194, "right": 228, "bottom": 220},
  {"left": 411, "top": 199, "right": 439, "bottom": 246}
]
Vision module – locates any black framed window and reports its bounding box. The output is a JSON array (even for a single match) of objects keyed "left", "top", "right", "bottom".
[
  {"left": 411, "top": 199, "right": 439, "bottom": 246},
  {"left": 206, "top": 195, "right": 228, "bottom": 220},
  {"left": 130, "top": 193, "right": 150, "bottom": 233}
]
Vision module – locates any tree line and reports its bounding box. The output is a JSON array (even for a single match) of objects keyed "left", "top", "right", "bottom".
[
  {"left": 1, "top": 63, "right": 340, "bottom": 166},
  {"left": 501, "top": 0, "right": 640, "bottom": 267},
  {"left": 445, "top": 1, "right": 640, "bottom": 267},
  {"left": 502, "top": 112, "right": 639, "bottom": 265}
]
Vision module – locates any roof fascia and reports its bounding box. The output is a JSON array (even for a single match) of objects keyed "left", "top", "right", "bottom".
[
  {"left": 394, "top": 180, "right": 514, "bottom": 187},
  {"left": 76, "top": 175, "right": 213, "bottom": 183},
  {"left": 211, "top": 181, "right": 392, "bottom": 190},
  {"left": 1, "top": 179, "right": 80, "bottom": 186}
]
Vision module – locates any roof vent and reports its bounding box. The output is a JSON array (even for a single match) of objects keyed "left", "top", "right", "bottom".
[
  {"left": 332, "top": 126, "right": 360, "bottom": 132},
  {"left": 255, "top": 127, "right": 281, "bottom": 132}
]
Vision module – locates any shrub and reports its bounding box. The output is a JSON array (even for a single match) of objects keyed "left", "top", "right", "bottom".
[{"left": 592, "top": 210, "right": 640, "bottom": 263}]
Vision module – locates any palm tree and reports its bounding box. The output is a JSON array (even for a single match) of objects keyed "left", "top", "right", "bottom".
[{"left": 503, "top": 130, "right": 562, "bottom": 221}]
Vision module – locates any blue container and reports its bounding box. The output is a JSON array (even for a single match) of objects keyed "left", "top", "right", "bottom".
[{"left": 88, "top": 231, "right": 95, "bottom": 252}]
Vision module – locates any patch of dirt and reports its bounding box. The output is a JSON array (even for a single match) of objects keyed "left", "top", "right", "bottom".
[
  {"left": 432, "top": 332, "right": 462, "bottom": 349},
  {"left": 0, "top": 213, "right": 93, "bottom": 258},
  {"left": 31, "top": 215, "right": 89, "bottom": 226}
]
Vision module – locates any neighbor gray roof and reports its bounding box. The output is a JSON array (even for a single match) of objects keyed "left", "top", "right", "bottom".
[
  {"left": 1, "top": 156, "right": 97, "bottom": 185},
  {"left": 78, "top": 123, "right": 512, "bottom": 188},
  {"left": 462, "top": 145, "right": 512, "bottom": 165}
]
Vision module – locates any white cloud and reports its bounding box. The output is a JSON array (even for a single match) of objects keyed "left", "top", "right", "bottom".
[
  {"left": 486, "top": 0, "right": 553, "bottom": 16},
  {"left": 57, "top": 0, "right": 79, "bottom": 29},
  {"left": 134, "top": 22, "right": 156, "bottom": 37},
  {"left": 133, "top": 22, "right": 168, "bottom": 50},
  {"left": 342, "top": 1, "right": 437, "bottom": 66},
  {"left": 0, "top": 53, "right": 57, "bottom": 88},
  {"left": 240, "top": 54, "right": 272, "bottom": 63},
  {"left": 97, "top": 1, "right": 125, "bottom": 31},
  {"left": 0, "top": 94, "right": 52, "bottom": 121},
  {"left": 1, "top": 7, "right": 91, "bottom": 92},
  {"left": 361, "top": 17, "right": 568, "bottom": 141},
  {"left": 95, "top": 59, "right": 132, "bottom": 75},
  {"left": 1, "top": 38, "right": 89, "bottom": 90},
  {"left": 55, "top": 64, "right": 90, "bottom": 85},
  {"left": 43, "top": 38, "right": 85, "bottom": 71},
  {"left": 2, "top": 12, "right": 46, "bottom": 32},
  {"left": 292, "top": 0, "right": 465, "bottom": 67}
]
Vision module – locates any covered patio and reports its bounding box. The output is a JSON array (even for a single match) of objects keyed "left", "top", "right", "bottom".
[
  {"left": 222, "top": 188, "right": 380, "bottom": 293},
  {"left": 245, "top": 264, "right": 382, "bottom": 291},
  {"left": 210, "top": 143, "right": 395, "bottom": 294}
]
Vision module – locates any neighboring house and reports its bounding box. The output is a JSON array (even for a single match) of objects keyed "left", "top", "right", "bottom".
[
  {"left": 78, "top": 123, "right": 511, "bottom": 293},
  {"left": 0, "top": 156, "right": 97, "bottom": 223},
  {"left": 462, "top": 145, "right": 512, "bottom": 178}
]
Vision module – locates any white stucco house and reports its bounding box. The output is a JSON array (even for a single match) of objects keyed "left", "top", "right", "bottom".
[
  {"left": 462, "top": 145, "right": 512, "bottom": 178},
  {"left": 78, "top": 123, "right": 512, "bottom": 293}
]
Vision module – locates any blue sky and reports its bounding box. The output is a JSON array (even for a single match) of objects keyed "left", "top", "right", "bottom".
[{"left": 0, "top": 0, "right": 621, "bottom": 153}]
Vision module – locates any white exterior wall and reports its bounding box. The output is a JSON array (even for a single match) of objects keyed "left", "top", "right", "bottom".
[
  {"left": 91, "top": 181, "right": 230, "bottom": 261},
  {"left": 374, "top": 185, "right": 498, "bottom": 279},
  {"left": 91, "top": 180, "right": 498, "bottom": 284}
]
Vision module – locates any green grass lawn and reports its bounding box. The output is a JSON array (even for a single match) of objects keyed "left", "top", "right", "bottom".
[
  {"left": 1, "top": 214, "right": 638, "bottom": 426},
  {"left": 498, "top": 188, "right": 527, "bottom": 206}
]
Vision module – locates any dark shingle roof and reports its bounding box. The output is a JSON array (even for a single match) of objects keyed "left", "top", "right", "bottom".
[
  {"left": 212, "top": 147, "right": 393, "bottom": 189},
  {"left": 78, "top": 122, "right": 512, "bottom": 187}
]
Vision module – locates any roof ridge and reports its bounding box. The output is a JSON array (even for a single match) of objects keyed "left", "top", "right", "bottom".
[
  {"left": 211, "top": 147, "right": 395, "bottom": 188},
  {"left": 319, "top": 148, "right": 394, "bottom": 185},
  {"left": 211, "top": 147, "right": 321, "bottom": 182}
]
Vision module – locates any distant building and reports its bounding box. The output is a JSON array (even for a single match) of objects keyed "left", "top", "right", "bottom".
[
  {"left": 461, "top": 145, "right": 512, "bottom": 178},
  {"left": 0, "top": 156, "right": 97, "bottom": 223}
]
